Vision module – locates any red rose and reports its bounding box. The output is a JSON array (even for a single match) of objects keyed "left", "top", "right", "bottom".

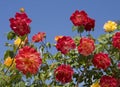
[
  {"left": 117, "top": 79, "right": 120, "bottom": 87},
  {"left": 70, "top": 10, "right": 95, "bottom": 31},
  {"left": 92, "top": 53, "right": 111, "bottom": 69},
  {"left": 77, "top": 37, "right": 95, "bottom": 56},
  {"left": 32, "top": 32, "right": 46, "bottom": 43},
  {"left": 15, "top": 46, "right": 42, "bottom": 75},
  {"left": 70, "top": 10, "right": 87, "bottom": 26},
  {"left": 15, "top": 12, "right": 31, "bottom": 25},
  {"left": 9, "top": 12, "right": 32, "bottom": 36},
  {"left": 100, "top": 75, "right": 117, "bottom": 87},
  {"left": 112, "top": 32, "right": 120, "bottom": 50},
  {"left": 54, "top": 64, "right": 74, "bottom": 83},
  {"left": 56, "top": 36, "right": 76, "bottom": 54},
  {"left": 84, "top": 17, "right": 95, "bottom": 31}
]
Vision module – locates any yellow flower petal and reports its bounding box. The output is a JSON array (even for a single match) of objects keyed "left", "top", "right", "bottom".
[
  {"left": 14, "top": 37, "right": 21, "bottom": 47},
  {"left": 103, "top": 21, "right": 117, "bottom": 32},
  {"left": 4, "top": 57, "right": 15, "bottom": 67},
  {"left": 55, "top": 36, "right": 63, "bottom": 41},
  {"left": 14, "top": 37, "right": 27, "bottom": 48},
  {"left": 91, "top": 81, "right": 100, "bottom": 87}
]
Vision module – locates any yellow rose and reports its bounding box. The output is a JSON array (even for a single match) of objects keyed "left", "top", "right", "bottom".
[
  {"left": 14, "top": 37, "right": 28, "bottom": 47},
  {"left": 55, "top": 36, "right": 63, "bottom": 41},
  {"left": 91, "top": 81, "right": 100, "bottom": 87},
  {"left": 103, "top": 21, "right": 117, "bottom": 32},
  {"left": 14, "top": 37, "right": 21, "bottom": 47},
  {"left": 4, "top": 57, "right": 15, "bottom": 68}
]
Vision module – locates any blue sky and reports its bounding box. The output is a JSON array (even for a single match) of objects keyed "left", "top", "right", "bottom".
[{"left": 0, "top": 0, "right": 120, "bottom": 59}]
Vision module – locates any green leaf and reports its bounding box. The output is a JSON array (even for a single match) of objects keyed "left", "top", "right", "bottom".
[
  {"left": 4, "top": 50, "right": 14, "bottom": 59},
  {"left": 7, "top": 31, "right": 16, "bottom": 40},
  {"left": 72, "top": 26, "right": 78, "bottom": 32},
  {"left": 41, "top": 64, "right": 49, "bottom": 71},
  {"left": 97, "top": 34, "right": 108, "bottom": 44},
  {"left": 73, "top": 36, "right": 81, "bottom": 45},
  {"left": 14, "top": 81, "right": 26, "bottom": 87},
  {"left": 0, "top": 72, "right": 10, "bottom": 86},
  {"left": 77, "top": 26, "right": 84, "bottom": 33},
  {"left": 117, "top": 24, "right": 120, "bottom": 30},
  {"left": 5, "top": 42, "right": 13, "bottom": 47},
  {"left": 95, "top": 44, "right": 104, "bottom": 53},
  {"left": 46, "top": 42, "right": 51, "bottom": 48},
  {"left": 20, "top": 34, "right": 27, "bottom": 41}
]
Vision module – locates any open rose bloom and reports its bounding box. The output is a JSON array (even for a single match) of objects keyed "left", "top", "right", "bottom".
[
  {"left": 92, "top": 53, "right": 111, "bottom": 69},
  {"left": 112, "top": 32, "right": 120, "bottom": 50},
  {"left": 54, "top": 64, "right": 74, "bottom": 84},
  {"left": 70, "top": 10, "right": 95, "bottom": 31},
  {"left": 103, "top": 21, "right": 117, "bottom": 32},
  {"left": 100, "top": 75, "right": 117, "bottom": 87},
  {"left": 15, "top": 46, "right": 42, "bottom": 75},
  {"left": 56, "top": 36, "right": 76, "bottom": 54},
  {"left": 32, "top": 32, "right": 46, "bottom": 43},
  {"left": 77, "top": 37, "right": 95, "bottom": 56},
  {"left": 9, "top": 12, "right": 32, "bottom": 36}
]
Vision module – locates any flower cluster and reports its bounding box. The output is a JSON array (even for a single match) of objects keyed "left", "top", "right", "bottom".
[
  {"left": 2, "top": 8, "right": 120, "bottom": 87},
  {"left": 56, "top": 36, "right": 95, "bottom": 56},
  {"left": 70, "top": 10, "right": 95, "bottom": 31}
]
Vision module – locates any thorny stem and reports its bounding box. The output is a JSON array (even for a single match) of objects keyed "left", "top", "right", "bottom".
[
  {"left": 76, "top": 58, "right": 91, "bottom": 87},
  {"left": 63, "top": 55, "right": 67, "bottom": 64},
  {"left": 119, "top": 51, "right": 120, "bottom": 61},
  {"left": 87, "top": 31, "right": 91, "bottom": 37},
  {"left": 76, "top": 66, "right": 87, "bottom": 87},
  {"left": 39, "top": 40, "right": 55, "bottom": 63},
  {"left": 41, "top": 41, "right": 49, "bottom": 52},
  {"left": 80, "top": 32, "right": 82, "bottom": 37}
]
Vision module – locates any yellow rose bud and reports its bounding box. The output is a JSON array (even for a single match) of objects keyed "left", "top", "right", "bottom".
[
  {"left": 4, "top": 57, "right": 15, "bottom": 67},
  {"left": 91, "top": 81, "right": 100, "bottom": 87},
  {"left": 55, "top": 36, "right": 63, "bottom": 41},
  {"left": 20, "top": 8, "right": 25, "bottom": 13},
  {"left": 103, "top": 21, "right": 117, "bottom": 32}
]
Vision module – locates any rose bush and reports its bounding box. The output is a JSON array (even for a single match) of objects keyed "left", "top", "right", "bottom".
[{"left": 0, "top": 8, "right": 120, "bottom": 87}]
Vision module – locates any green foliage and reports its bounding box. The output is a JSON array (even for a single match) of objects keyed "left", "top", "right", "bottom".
[
  {"left": 7, "top": 31, "right": 16, "bottom": 40},
  {"left": 4, "top": 50, "right": 14, "bottom": 59},
  {"left": 72, "top": 26, "right": 85, "bottom": 33}
]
